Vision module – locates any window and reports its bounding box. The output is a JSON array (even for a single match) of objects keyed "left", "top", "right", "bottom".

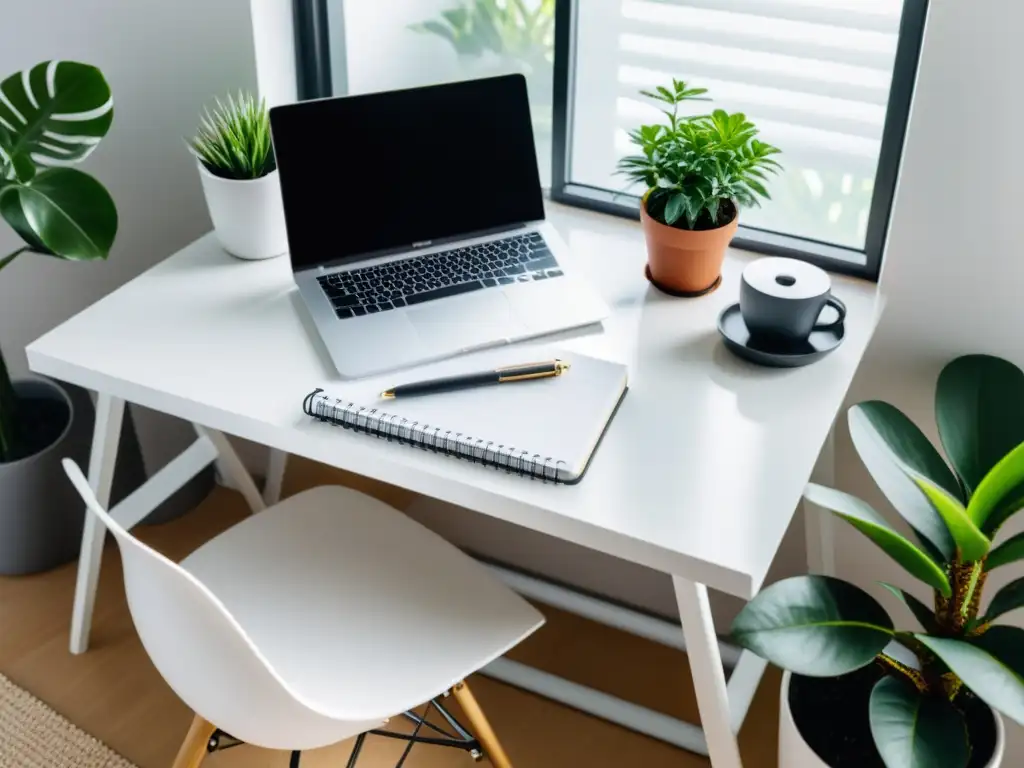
[
  {"left": 294, "top": 0, "right": 927, "bottom": 280},
  {"left": 300, "top": 0, "right": 556, "bottom": 186},
  {"left": 552, "top": 0, "right": 927, "bottom": 279}
]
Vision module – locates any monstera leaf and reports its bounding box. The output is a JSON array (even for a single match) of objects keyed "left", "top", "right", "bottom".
[
  {"left": 0, "top": 60, "right": 113, "bottom": 182},
  {"left": 0, "top": 61, "right": 116, "bottom": 262},
  {"left": 0, "top": 167, "right": 116, "bottom": 260}
]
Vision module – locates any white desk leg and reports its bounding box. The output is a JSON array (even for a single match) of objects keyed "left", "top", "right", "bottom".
[
  {"left": 805, "top": 426, "right": 837, "bottom": 576},
  {"left": 193, "top": 425, "right": 266, "bottom": 513},
  {"left": 674, "top": 576, "right": 744, "bottom": 768},
  {"left": 805, "top": 500, "right": 836, "bottom": 576},
  {"left": 263, "top": 449, "right": 288, "bottom": 505},
  {"left": 69, "top": 393, "right": 125, "bottom": 655}
]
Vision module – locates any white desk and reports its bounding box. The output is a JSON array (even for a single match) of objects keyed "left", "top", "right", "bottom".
[{"left": 27, "top": 203, "right": 881, "bottom": 767}]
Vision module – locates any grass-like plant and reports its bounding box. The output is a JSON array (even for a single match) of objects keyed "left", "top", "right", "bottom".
[
  {"left": 189, "top": 92, "right": 275, "bottom": 181},
  {"left": 618, "top": 79, "right": 782, "bottom": 231},
  {"left": 732, "top": 354, "right": 1024, "bottom": 768}
]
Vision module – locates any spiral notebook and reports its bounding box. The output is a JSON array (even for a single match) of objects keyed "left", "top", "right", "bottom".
[{"left": 303, "top": 349, "right": 629, "bottom": 484}]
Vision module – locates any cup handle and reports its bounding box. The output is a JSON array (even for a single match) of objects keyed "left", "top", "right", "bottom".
[{"left": 814, "top": 296, "right": 847, "bottom": 330}]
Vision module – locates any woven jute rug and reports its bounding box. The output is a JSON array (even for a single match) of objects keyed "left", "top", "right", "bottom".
[{"left": 0, "top": 673, "right": 136, "bottom": 767}]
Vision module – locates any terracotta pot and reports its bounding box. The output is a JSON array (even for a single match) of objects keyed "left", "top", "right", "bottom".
[
  {"left": 780, "top": 671, "right": 1005, "bottom": 768},
  {"left": 640, "top": 199, "right": 738, "bottom": 294}
]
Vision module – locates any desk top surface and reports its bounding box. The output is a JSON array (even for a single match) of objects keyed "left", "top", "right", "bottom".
[{"left": 28, "top": 203, "right": 882, "bottom": 598}]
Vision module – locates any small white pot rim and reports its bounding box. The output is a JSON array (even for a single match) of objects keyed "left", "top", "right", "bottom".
[{"left": 195, "top": 160, "right": 277, "bottom": 185}]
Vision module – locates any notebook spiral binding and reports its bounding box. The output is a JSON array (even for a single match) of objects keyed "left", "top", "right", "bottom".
[{"left": 303, "top": 389, "right": 567, "bottom": 482}]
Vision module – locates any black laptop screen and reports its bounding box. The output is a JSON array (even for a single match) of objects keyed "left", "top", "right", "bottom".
[{"left": 270, "top": 75, "right": 545, "bottom": 271}]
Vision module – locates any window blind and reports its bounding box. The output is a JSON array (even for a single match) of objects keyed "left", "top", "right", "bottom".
[{"left": 568, "top": 0, "right": 907, "bottom": 249}]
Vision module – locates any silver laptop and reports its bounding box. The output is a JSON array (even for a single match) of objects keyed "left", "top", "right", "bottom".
[{"left": 269, "top": 75, "right": 608, "bottom": 378}]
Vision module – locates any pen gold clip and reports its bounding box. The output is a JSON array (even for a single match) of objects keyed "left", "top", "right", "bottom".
[{"left": 497, "top": 359, "right": 570, "bottom": 382}]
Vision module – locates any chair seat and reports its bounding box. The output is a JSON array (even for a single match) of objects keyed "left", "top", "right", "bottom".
[{"left": 181, "top": 486, "right": 543, "bottom": 722}]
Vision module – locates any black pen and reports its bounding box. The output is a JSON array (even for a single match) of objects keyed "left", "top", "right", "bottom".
[{"left": 381, "top": 359, "right": 570, "bottom": 399}]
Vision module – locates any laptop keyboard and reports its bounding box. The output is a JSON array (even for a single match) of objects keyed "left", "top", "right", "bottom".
[{"left": 317, "top": 231, "right": 563, "bottom": 319}]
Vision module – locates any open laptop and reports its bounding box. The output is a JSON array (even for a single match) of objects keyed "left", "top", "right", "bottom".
[{"left": 269, "top": 74, "right": 608, "bottom": 378}]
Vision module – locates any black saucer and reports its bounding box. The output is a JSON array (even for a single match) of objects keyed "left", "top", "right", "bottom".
[{"left": 717, "top": 303, "right": 844, "bottom": 368}]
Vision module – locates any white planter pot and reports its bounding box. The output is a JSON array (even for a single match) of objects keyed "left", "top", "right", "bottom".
[
  {"left": 780, "top": 671, "right": 1005, "bottom": 768},
  {"left": 197, "top": 163, "right": 288, "bottom": 260}
]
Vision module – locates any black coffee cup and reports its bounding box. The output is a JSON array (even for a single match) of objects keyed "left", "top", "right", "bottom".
[{"left": 739, "top": 257, "right": 846, "bottom": 342}]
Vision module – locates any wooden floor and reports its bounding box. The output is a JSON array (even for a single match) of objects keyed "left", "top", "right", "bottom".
[{"left": 0, "top": 457, "right": 780, "bottom": 767}]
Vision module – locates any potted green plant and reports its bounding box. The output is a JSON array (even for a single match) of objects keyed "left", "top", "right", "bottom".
[
  {"left": 0, "top": 60, "right": 118, "bottom": 574},
  {"left": 618, "top": 79, "right": 782, "bottom": 295},
  {"left": 189, "top": 92, "right": 286, "bottom": 261},
  {"left": 732, "top": 354, "right": 1024, "bottom": 768}
]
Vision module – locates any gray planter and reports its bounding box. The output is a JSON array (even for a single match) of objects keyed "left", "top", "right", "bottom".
[
  {"left": 0, "top": 377, "right": 93, "bottom": 575},
  {"left": 0, "top": 377, "right": 212, "bottom": 575}
]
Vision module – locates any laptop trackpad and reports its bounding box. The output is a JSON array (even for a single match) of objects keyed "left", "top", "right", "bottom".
[{"left": 408, "top": 291, "right": 525, "bottom": 350}]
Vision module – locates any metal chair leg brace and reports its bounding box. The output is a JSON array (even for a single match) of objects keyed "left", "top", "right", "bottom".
[{"left": 207, "top": 693, "right": 485, "bottom": 767}]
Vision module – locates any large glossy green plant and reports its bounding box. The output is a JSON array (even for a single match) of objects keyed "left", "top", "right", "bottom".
[
  {"left": 732, "top": 354, "right": 1024, "bottom": 768},
  {"left": 0, "top": 61, "right": 117, "bottom": 462}
]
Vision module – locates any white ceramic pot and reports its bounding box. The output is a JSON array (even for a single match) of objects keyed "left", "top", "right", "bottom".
[
  {"left": 780, "top": 671, "right": 1005, "bottom": 767},
  {"left": 197, "top": 162, "right": 289, "bottom": 260}
]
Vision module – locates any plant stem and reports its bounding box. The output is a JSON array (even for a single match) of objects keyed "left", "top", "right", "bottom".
[
  {"left": 935, "top": 589, "right": 952, "bottom": 631},
  {"left": 959, "top": 561, "right": 986, "bottom": 624},
  {"left": 0, "top": 245, "right": 27, "bottom": 273},
  {"left": 876, "top": 653, "right": 929, "bottom": 693},
  {"left": 939, "top": 561, "right": 988, "bottom": 633},
  {"left": 942, "top": 671, "right": 964, "bottom": 702}
]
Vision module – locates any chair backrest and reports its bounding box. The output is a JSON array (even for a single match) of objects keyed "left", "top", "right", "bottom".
[{"left": 62, "top": 459, "right": 347, "bottom": 749}]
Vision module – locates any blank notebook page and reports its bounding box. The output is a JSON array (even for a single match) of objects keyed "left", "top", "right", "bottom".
[{"left": 318, "top": 347, "right": 629, "bottom": 483}]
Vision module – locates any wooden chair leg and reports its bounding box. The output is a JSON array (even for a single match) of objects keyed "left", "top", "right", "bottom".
[
  {"left": 451, "top": 680, "right": 513, "bottom": 768},
  {"left": 171, "top": 714, "right": 216, "bottom": 768}
]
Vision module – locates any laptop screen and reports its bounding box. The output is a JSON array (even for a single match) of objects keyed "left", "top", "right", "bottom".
[{"left": 270, "top": 75, "right": 545, "bottom": 271}]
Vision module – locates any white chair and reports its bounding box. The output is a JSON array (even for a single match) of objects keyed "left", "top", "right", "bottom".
[{"left": 62, "top": 459, "right": 544, "bottom": 768}]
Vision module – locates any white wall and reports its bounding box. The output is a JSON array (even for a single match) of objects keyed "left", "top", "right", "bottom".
[
  {"left": 835, "top": 0, "right": 1024, "bottom": 759},
  {"left": 0, "top": 0, "right": 258, "bottom": 473}
]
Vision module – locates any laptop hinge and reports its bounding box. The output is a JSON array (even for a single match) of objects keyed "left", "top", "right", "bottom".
[{"left": 299, "top": 222, "right": 533, "bottom": 274}]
